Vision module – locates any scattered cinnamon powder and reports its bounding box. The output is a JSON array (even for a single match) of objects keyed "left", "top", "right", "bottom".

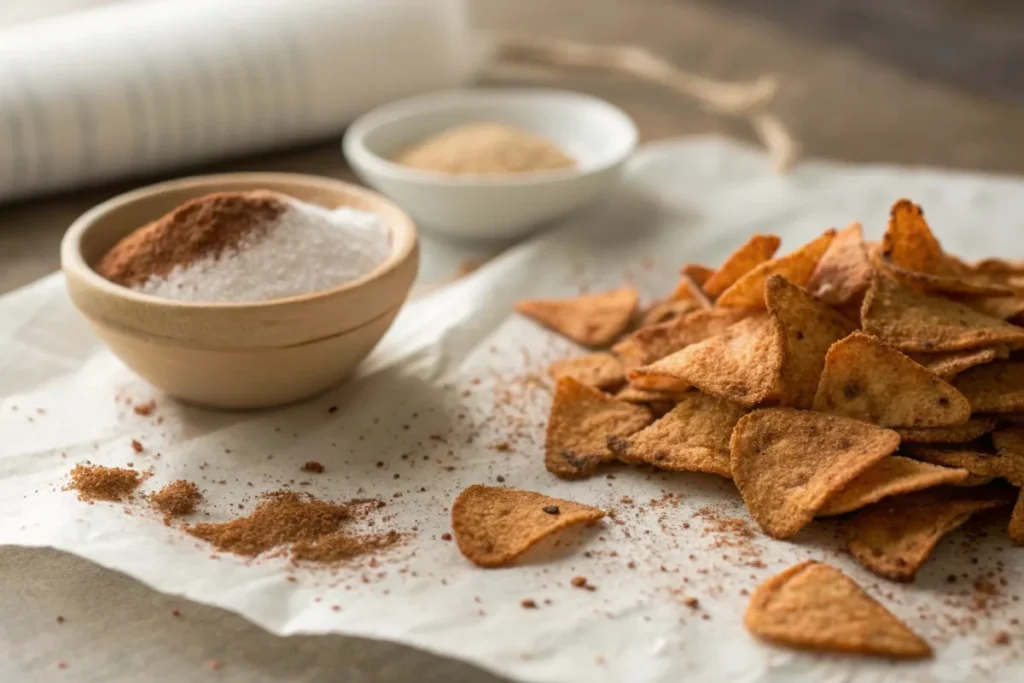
[
  {"left": 301, "top": 461, "right": 325, "bottom": 474},
  {"left": 66, "top": 464, "right": 142, "bottom": 502},
  {"left": 150, "top": 480, "right": 203, "bottom": 519}
]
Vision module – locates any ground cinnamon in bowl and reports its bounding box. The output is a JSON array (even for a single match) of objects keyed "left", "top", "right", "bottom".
[{"left": 65, "top": 464, "right": 142, "bottom": 502}]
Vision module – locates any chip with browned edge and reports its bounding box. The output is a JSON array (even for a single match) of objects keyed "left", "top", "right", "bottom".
[
  {"left": 681, "top": 263, "right": 714, "bottom": 287},
  {"left": 959, "top": 293, "right": 1024, "bottom": 322},
  {"left": 630, "top": 315, "right": 783, "bottom": 406},
  {"left": 730, "top": 408, "right": 900, "bottom": 538},
  {"left": 545, "top": 377, "right": 653, "bottom": 479},
  {"left": 817, "top": 457, "right": 969, "bottom": 516},
  {"left": 882, "top": 199, "right": 950, "bottom": 276},
  {"left": 548, "top": 353, "right": 625, "bottom": 391},
  {"left": 766, "top": 275, "right": 855, "bottom": 409},
  {"left": 702, "top": 233, "right": 781, "bottom": 297},
  {"left": 516, "top": 287, "right": 639, "bottom": 347},
  {"left": 1011, "top": 491, "right": 1024, "bottom": 545},
  {"left": 904, "top": 444, "right": 1006, "bottom": 482},
  {"left": 847, "top": 486, "right": 1015, "bottom": 581},
  {"left": 988, "top": 427, "right": 1024, "bottom": 486},
  {"left": 807, "top": 222, "right": 872, "bottom": 307},
  {"left": 812, "top": 332, "right": 970, "bottom": 427},
  {"left": 614, "top": 385, "right": 690, "bottom": 405},
  {"left": 669, "top": 273, "right": 713, "bottom": 309},
  {"left": 612, "top": 307, "right": 750, "bottom": 370},
  {"left": 895, "top": 417, "right": 997, "bottom": 443},
  {"left": 953, "top": 361, "right": 1024, "bottom": 413},
  {"left": 745, "top": 560, "right": 932, "bottom": 659},
  {"left": 717, "top": 231, "right": 836, "bottom": 309},
  {"left": 607, "top": 392, "right": 745, "bottom": 477},
  {"left": 907, "top": 347, "right": 1002, "bottom": 381},
  {"left": 450, "top": 485, "right": 604, "bottom": 567},
  {"left": 861, "top": 273, "right": 1024, "bottom": 352}
]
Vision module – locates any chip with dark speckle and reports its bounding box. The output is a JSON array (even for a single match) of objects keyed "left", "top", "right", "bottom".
[{"left": 515, "top": 287, "right": 639, "bottom": 347}]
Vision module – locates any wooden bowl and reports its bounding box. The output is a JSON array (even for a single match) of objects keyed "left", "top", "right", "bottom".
[{"left": 61, "top": 173, "right": 419, "bottom": 409}]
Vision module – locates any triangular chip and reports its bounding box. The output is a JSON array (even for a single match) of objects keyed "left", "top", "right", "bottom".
[
  {"left": 607, "top": 392, "right": 745, "bottom": 477},
  {"left": 637, "top": 299, "right": 700, "bottom": 328},
  {"left": 730, "top": 408, "right": 900, "bottom": 538},
  {"left": 548, "top": 353, "right": 625, "bottom": 390},
  {"left": 972, "top": 258, "right": 1024, "bottom": 275},
  {"left": 450, "top": 485, "right": 604, "bottom": 567},
  {"left": 702, "top": 234, "right": 782, "bottom": 297},
  {"left": 516, "top": 287, "right": 639, "bottom": 347},
  {"left": 1011, "top": 491, "right": 1024, "bottom": 545},
  {"left": 668, "top": 273, "right": 712, "bottom": 309},
  {"left": 766, "top": 275, "right": 855, "bottom": 409},
  {"left": 959, "top": 293, "right": 1024, "bottom": 321},
  {"left": 847, "top": 486, "right": 1015, "bottom": 581},
  {"left": 681, "top": 263, "right": 714, "bottom": 287},
  {"left": 953, "top": 361, "right": 1024, "bottom": 413},
  {"left": 908, "top": 347, "right": 1002, "bottom": 381},
  {"left": 817, "top": 456, "right": 969, "bottom": 516},
  {"left": 812, "top": 332, "right": 970, "bottom": 427},
  {"left": 882, "top": 199, "right": 952, "bottom": 276},
  {"left": 545, "top": 377, "right": 653, "bottom": 479},
  {"left": 861, "top": 273, "right": 1024, "bottom": 352},
  {"left": 612, "top": 307, "right": 750, "bottom": 370},
  {"left": 614, "top": 385, "right": 689, "bottom": 404},
  {"left": 989, "top": 427, "right": 1024, "bottom": 486},
  {"left": 630, "top": 315, "right": 783, "bottom": 406},
  {"left": 716, "top": 230, "right": 835, "bottom": 309},
  {"left": 895, "top": 417, "right": 997, "bottom": 443},
  {"left": 745, "top": 560, "right": 932, "bottom": 659},
  {"left": 807, "top": 222, "right": 872, "bottom": 306},
  {"left": 904, "top": 444, "right": 1006, "bottom": 482},
  {"left": 876, "top": 255, "right": 1012, "bottom": 297}
]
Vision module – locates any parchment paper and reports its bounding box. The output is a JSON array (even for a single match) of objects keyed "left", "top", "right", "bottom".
[{"left": 1, "top": 139, "right": 1022, "bottom": 683}]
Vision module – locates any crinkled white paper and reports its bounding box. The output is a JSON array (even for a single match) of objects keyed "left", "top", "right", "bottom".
[{"left": 1, "top": 139, "right": 1022, "bottom": 683}]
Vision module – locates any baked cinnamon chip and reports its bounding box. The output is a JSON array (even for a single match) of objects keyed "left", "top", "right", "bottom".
[
  {"left": 545, "top": 377, "right": 653, "bottom": 479},
  {"left": 766, "top": 275, "right": 855, "bottom": 409},
  {"left": 614, "top": 385, "right": 689, "bottom": 405},
  {"left": 612, "top": 307, "right": 750, "bottom": 370},
  {"left": 630, "top": 315, "right": 783, "bottom": 406},
  {"left": 818, "top": 456, "right": 969, "bottom": 516},
  {"left": 702, "top": 233, "right": 781, "bottom": 297},
  {"left": 861, "top": 272, "right": 1024, "bottom": 353},
  {"left": 908, "top": 347, "right": 1002, "bottom": 381},
  {"left": 807, "top": 221, "right": 872, "bottom": 307},
  {"left": 669, "top": 273, "right": 712, "bottom": 309},
  {"left": 450, "top": 485, "right": 604, "bottom": 568},
  {"left": 745, "top": 560, "right": 932, "bottom": 659},
  {"left": 953, "top": 361, "right": 1024, "bottom": 413},
  {"left": 973, "top": 258, "right": 1024, "bottom": 275},
  {"left": 847, "top": 486, "right": 1015, "bottom": 582},
  {"left": 895, "top": 417, "right": 997, "bottom": 443},
  {"left": 717, "top": 230, "right": 836, "bottom": 309},
  {"left": 904, "top": 444, "right": 1006, "bottom": 482},
  {"left": 638, "top": 299, "right": 700, "bottom": 327},
  {"left": 1011, "top": 491, "right": 1024, "bottom": 545},
  {"left": 515, "top": 287, "right": 639, "bottom": 347},
  {"left": 882, "top": 199, "right": 952, "bottom": 276},
  {"left": 812, "top": 332, "right": 970, "bottom": 427},
  {"left": 730, "top": 408, "right": 900, "bottom": 538},
  {"left": 959, "top": 294, "right": 1024, "bottom": 322},
  {"left": 607, "top": 392, "right": 745, "bottom": 477},
  {"left": 681, "top": 263, "right": 714, "bottom": 287},
  {"left": 548, "top": 353, "right": 625, "bottom": 390},
  {"left": 989, "top": 427, "right": 1024, "bottom": 486},
  {"left": 877, "top": 255, "right": 1012, "bottom": 297}
]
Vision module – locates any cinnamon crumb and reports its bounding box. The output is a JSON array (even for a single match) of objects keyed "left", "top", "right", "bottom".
[
  {"left": 209, "top": 660, "right": 222, "bottom": 671},
  {"left": 441, "top": 533, "right": 452, "bottom": 541},
  {"left": 301, "top": 461, "right": 325, "bottom": 474},
  {"left": 133, "top": 400, "right": 156, "bottom": 416},
  {"left": 56, "top": 615, "right": 65, "bottom": 624},
  {"left": 993, "top": 631, "right": 1011, "bottom": 646},
  {"left": 171, "top": 609, "right": 181, "bottom": 617},
  {"left": 683, "top": 597, "right": 699, "bottom": 608},
  {"left": 520, "top": 599, "right": 537, "bottom": 609},
  {"left": 131, "top": 439, "right": 143, "bottom": 453}
]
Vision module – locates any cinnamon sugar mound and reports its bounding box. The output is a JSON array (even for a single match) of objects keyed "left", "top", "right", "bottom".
[
  {"left": 185, "top": 491, "right": 401, "bottom": 565},
  {"left": 150, "top": 480, "right": 203, "bottom": 519},
  {"left": 66, "top": 464, "right": 142, "bottom": 502},
  {"left": 96, "top": 191, "right": 288, "bottom": 287}
]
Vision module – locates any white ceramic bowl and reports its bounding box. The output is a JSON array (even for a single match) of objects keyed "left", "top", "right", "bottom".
[{"left": 343, "top": 88, "right": 638, "bottom": 241}]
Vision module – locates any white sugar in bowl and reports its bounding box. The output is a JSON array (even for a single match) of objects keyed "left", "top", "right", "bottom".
[{"left": 343, "top": 88, "right": 638, "bottom": 241}]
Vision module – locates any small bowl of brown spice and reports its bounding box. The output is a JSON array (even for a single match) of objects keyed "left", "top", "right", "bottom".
[{"left": 61, "top": 173, "right": 418, "bottom": 409}]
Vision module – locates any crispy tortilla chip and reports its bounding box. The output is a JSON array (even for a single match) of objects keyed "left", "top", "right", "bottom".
[
  {"left": 717, "top": 230, "right": 836, "bottom": 309},
  {"left": 703, "top": 234, "right": 782, "bottom": 297},
  {"left": 612, "top": 308, "right": 750, "bottom": 370},
  {"left": 607, "top": 392, "right": 745, "bottom": 477},
  {"left": 516, "top": 287, "right": 639, "bottom": 347},
  {"left": 548, "top": 353, "right": 624, "bottom": 391},
  {"left": 877, "top": 255, "right": 1013, "bottom": 297},
  {"left": 669, "top": 273, "right": 713, "bottom": 309},
  {"left": 847, "top": 486, "right": 1014, "bottom": 581},
  {"left": 904, "top": 444, "right": 1006, "bottom": 482},
  {"left": 818, "top": 457, "right": 969, "bottom": 516},
  {"left": 953, "top": 361, "right": 1024, "bottom": 413},
  {"left": 958, "top": 294, "right": 1024, "bottom": 321},
  {"left": 450, "top": 485, "right": 604, "bottom": 568},
  {"left": 882, "top": 199, "right": 952, "bottom": 276},
  {"left": 766, "top": 275, "right": 855, "bottom": 409},
  {"left": 630, "top": 315, "right": 783, "bottom": 406},
  {"left": 812, "top": 332, "right": 970, "bottom": 427},
  {"left": 988, "top": 427, "right": 1024, "bottom": 486},
  {"left": 745, "top": 560, "right": 932, "bottom": 659},
  {"left": 907, "top": 347, "right": 1002, "bottom": 381},
  {"left": 895, "top": 417, "right": 997, "bottom": 443},
  {"left": 807, "top": 222, "right": 872, "bottom": 307},
  {"left": 614, "top": 385, "right": 689, "bottom": 404},
  {"left": 545, "top": 377, "right": 653, "bottom": 479},
  {"left": 681, "top": 263, "right": 714, "bottom": 287},
  {"left": 861, "top": 273, "right": 1024, "bottom": 352},
  {"left": 972, "top": 258, "right": 1024, "bottom": 275},
  {"left": 730, "top": 408, "right": 900, "bottom": 538},
  {"left": 1011, "top": 491, "right": 1024, "bottom": 545},
  {"left": 638, "top": 299, "right": 700, "bottom": 327}
]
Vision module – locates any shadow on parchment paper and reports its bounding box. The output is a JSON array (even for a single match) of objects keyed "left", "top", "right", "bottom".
[{"left": 0, "top": 546, "right": 512, "bottom": 683}]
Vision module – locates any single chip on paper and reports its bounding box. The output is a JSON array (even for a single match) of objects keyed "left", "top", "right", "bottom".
[
  {"left": 895, "top": 417, "right": 997, "bottom": 443},
  {"left": 745, "top": 560, "right": 932, "bottom": 659},
  {"left": 629, "top": 315, "right": 783, "bottom": 407},
  {"left": 817, "top": 456, "right": 969, "bottom": 516},
  {"left": 847, "top": 486, "right": 1015, "bottom": 581},
  {"left": 807, "top": 221, "right": 872, "bottom": 307},
  {"left": 716, "top": 230, "right": 835, "bottom": 309},
  {"left": 908, "top": 347, "right": 1003, "bottom": 381},
  {"left": 450, "top": 485, "right": 605, "bottom": 568},
  {"left": 953, "top": 361, "right": 1024, "bottom": 413},
  {"left": 702, "top": 233, "right": 782, "bottom": 297},
  {"left": 607, "top": 391, "right": 745, "bottom": 477},
  {"left": 811, "top": 331, "right": 971, "bottom": 427},
  {"left": 765, "top": 274, "right": 855, "bottom": 409},
  {"left": 548, "top": 353, "right": 625, "bottom": 391},
  {"left": 545, "top": 377, "right": 653, "bottom": 479},
  {"left": 730, "top": 408, "right": 900, "bottom": 538},
  {"left": 515, "top": 287, "right": 639, "bottom": 347}
]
